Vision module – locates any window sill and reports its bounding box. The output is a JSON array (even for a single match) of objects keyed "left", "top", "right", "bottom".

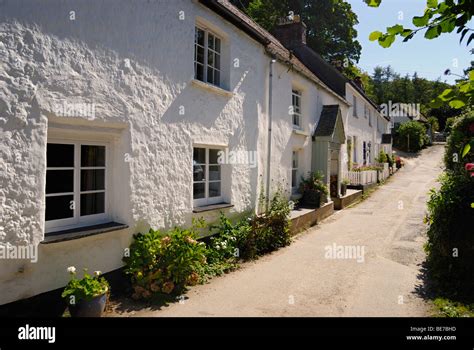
[
  {"left": 191, "top": 79, "right": 233, "bottom": 97},
  {"left": 292, "top": 128, "right": 309, "bottom": 137},
  {"left": 193, "top": 203, "right": 234, "bottom": 213},
  {"left": 41, "top": 222, "right": 129, "bottom": 244}
]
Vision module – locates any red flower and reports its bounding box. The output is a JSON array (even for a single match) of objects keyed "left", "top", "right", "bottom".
[{"left": 466, "top": 163, "right": 474, "bottom": 177}]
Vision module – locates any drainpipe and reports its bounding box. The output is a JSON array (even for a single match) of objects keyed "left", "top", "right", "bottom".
[{"left": 265, "top": 56, "right": 276, "bottom": 211}]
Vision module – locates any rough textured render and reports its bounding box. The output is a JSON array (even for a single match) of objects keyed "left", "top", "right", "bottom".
[{"left": 0, "top": 0, "right": 269, "bottom": 304}]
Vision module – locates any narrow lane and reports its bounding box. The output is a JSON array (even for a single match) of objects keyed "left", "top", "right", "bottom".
[{"left": 114, "top": 145, "right": 445, "bottom": 317}]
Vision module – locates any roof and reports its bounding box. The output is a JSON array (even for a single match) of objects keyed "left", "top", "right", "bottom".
[
  {"left": 381, "top": 134, "right": 392, "bottom": 144},
  {"left": 313, "top": 105, "right": 340, "bottom": 137},
  {"left": 199, "top": 0, "right": 350, "bottom": 106},
  {"left": 290, "top": 45, "right": 347, "bottom": 97}
]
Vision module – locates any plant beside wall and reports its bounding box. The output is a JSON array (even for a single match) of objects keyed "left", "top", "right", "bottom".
[
  {"left": 123, "top": 221, "right": 207, "bottom": 300},
  {"left": 376, "top": 150, "right": 388, "bottom": 163},
  {"left": 425, "top": 109, "right": 474, "bottom": 300},
  {"left": 298, "top": 171, "right": 329, "bottom": 208},
  {"left": 62, "top": 267, "right": 110, "bottom": 317},
  {"left": 341, "top": 178, "right": 350, "bottom": 196}
]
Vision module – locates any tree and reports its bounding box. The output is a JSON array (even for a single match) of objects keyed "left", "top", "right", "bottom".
[
  {"left": 365, "top": 0, "right": 473, "bottom": 109},
  {"left": 233, "top": 0, "right": 362, "bottom": 68}
]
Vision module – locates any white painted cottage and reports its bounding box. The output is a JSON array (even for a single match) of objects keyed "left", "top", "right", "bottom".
[{"left": 0, "top": 0, "right": 390, "bottom": 305}]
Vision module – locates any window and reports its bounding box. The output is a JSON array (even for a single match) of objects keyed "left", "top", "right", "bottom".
[
  {"left": 291, "top": 151, "right": 299, "bottom": 192},
  {"left": 45, "top": 142, "right": 108, "bottom": 233},
  {"left": 353, "top": 96, "right": 358, "bottom": 117},
  {"left": 368, "top": 109, "right": 372, "bottom": 127},
  {"left": 292, "top": 90, "right": 302, "bottom": 129},
  {"left": 194, "top": 27, "right": 221, "bottom": 87},
  {"left": 193, "top": 147, "right": 223, "bottom": 206},
  {"left": 363, "top": 141, "right": 367, "bottom": 165},
  {"left": 364, "top": 104, "right": 368, "bottom": 119}
]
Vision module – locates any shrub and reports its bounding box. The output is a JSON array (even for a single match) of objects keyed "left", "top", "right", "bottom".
[
  {"left": 376, "top": 150, "right": 388, "bottom": 163},
  {"left": 123, "top": 222, "right": 207, "bottom": 299},
  {"left": 251, "top": 187, "right": 292, "bottom": 256},
  {"left": 298, "top": 171, "right": 329, "bottom": 197},
  {"left": 386, "top": 152, "right": 394, "bottom": 167},
  {"left": 425, "top": 172, "right": 474, "bottom": 297},
  {"left": 444, "top": 109, "right": 474, "bottom": 174},
  {"left": 426, "top": 110, "right": 474, "bottom": 299},
  {"left": 396, "top": 121, "right": 427, "bottom": 152}
]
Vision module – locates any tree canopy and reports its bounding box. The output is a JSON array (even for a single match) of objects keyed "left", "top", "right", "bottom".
[{"left": 230, "top": 0, "right": 362, "bottom": 66}]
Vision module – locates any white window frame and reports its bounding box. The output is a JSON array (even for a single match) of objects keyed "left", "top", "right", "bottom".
[
  {"left": 353, "top": 96, "right": 358, "bottom": 117},
  {"left": 194, "top": 26, "right": 221, "bottom": 87},
  {"left": 292, "top": 90, "right": 302, "bottom": 129},
  {"left": 45, "top": 139, "right": 110, "bottom": 233},
  {"left": 193, "top": 147, "right": 224, "bottom": 207},
  {"left": 291, "top": 150, "right": 299, "bottom": 193}
]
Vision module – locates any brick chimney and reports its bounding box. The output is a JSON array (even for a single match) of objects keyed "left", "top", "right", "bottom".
[{"left": 273, "top": 15, "right": 307, "bottom": 49}]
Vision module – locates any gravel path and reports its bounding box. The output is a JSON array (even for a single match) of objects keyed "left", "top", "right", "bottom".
[{"left": 111, "top": 145, "right": 445, "bottom": 317}]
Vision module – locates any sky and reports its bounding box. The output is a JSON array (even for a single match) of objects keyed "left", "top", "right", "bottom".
[{"left": 347, "top": 0, "right": 473, "bottom": 84}]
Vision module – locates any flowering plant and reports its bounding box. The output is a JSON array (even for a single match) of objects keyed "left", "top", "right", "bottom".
[{"left": 61, "top": 267, "right": 109, "bottom": 304}]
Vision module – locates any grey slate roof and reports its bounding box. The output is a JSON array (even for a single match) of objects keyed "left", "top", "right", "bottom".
[{"left": 314, "top": 105, "right": 340, "bottom": 137}]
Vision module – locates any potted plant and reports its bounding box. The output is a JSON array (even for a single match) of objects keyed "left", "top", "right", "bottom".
[
  {"left": 298, "top": 171, "right": 329, "bottom": 208},
  {"left": 62, "top": 266, "right": 110, "bottom": 317},
  {"left": 341, "top": 178, "right": 350, "bottom": 196}
]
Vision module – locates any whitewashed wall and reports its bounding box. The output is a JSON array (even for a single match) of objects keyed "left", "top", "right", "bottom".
[{"left": 0, "top": 0, "right": 271, "bottom": 305}]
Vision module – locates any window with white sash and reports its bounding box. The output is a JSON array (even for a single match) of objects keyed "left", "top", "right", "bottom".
[
  {"left": 193, "top": 147, "right": 223, "bottom": 207},
  {"left": 45, "top": 141, "right": 109, "bottom": 233},
  {"left": 194, "top": 27, "right": 221, "bottom": 87}
]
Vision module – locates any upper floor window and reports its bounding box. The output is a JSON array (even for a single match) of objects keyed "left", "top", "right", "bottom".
[
  {"left": 292, "top": 90, "right": 302, "bottom": 129},
  {"left": 193, "top": 147, "right": 223, "bottom": 206},
  {"left": 368, "top": 109, "right": 372, "bottom": 127},
  {"left": 364, "top": 104, "right": 368, "bottom": 119},
  {"left": 352, "top": 96, "right": 358, "bottom": 117},
  {"left": 194, "top": 27, "right": 221, "bottom": 87},
  {"left": 45, "top": 142, "right": 109, "bottom": 233}
]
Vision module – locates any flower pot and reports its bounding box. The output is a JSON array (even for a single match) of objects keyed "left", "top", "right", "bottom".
[
  {"left": 341, "top": 184, "right": 347, "bottom": 196},
  {"left": 68, "top": 293, "right": 107, "bottom": 317},
  {"left": 302, "top": 190, "right": 323, "bottom": 208}
]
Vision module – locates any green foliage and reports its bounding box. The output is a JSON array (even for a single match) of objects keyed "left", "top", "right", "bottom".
[
  {"left": 123, "top": 222, "right": 207, "bottom": 299},
  {"left": 61, "top": 268, "right": 109, "bottom": 304},
  {"left": 234, "top": 0, "right": 362, "bottom": 68},
  {"left": 365, "top": 0, "right": 473, "bottom": 110},
  {"left": 396, "top": 121, "right": 428, "bottom": 152},
  {"left": 425, "top": 172, "right": 474, "bottom": 297},
  {"left": 433, "top": 298, "right": 474, "bottom": 317},
  {"left": 376, "top": 150, "right": 388, "bottom": 163},
  {"left": 444, "top": 109, "right": 474, "bottom": 172},
  {"left": 298, "top": 171, "right": 329, "bottom": 196}
]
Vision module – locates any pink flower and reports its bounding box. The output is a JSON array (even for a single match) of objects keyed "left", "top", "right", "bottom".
[{"left": 466, "top": 163, "right": 474, "bottom": 177}]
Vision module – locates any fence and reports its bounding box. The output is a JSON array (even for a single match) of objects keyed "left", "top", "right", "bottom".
[{"left": 345, "top": 170, "right": 377, "bottom": 186}]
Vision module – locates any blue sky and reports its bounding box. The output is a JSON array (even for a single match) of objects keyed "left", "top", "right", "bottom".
[{"left": 347, "top": 0, "right": 473, "bottom": 84}]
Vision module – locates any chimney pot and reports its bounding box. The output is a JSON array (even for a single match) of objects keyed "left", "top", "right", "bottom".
[{"left": 273, "top": 15, "right": 307, "bottom": 49}]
